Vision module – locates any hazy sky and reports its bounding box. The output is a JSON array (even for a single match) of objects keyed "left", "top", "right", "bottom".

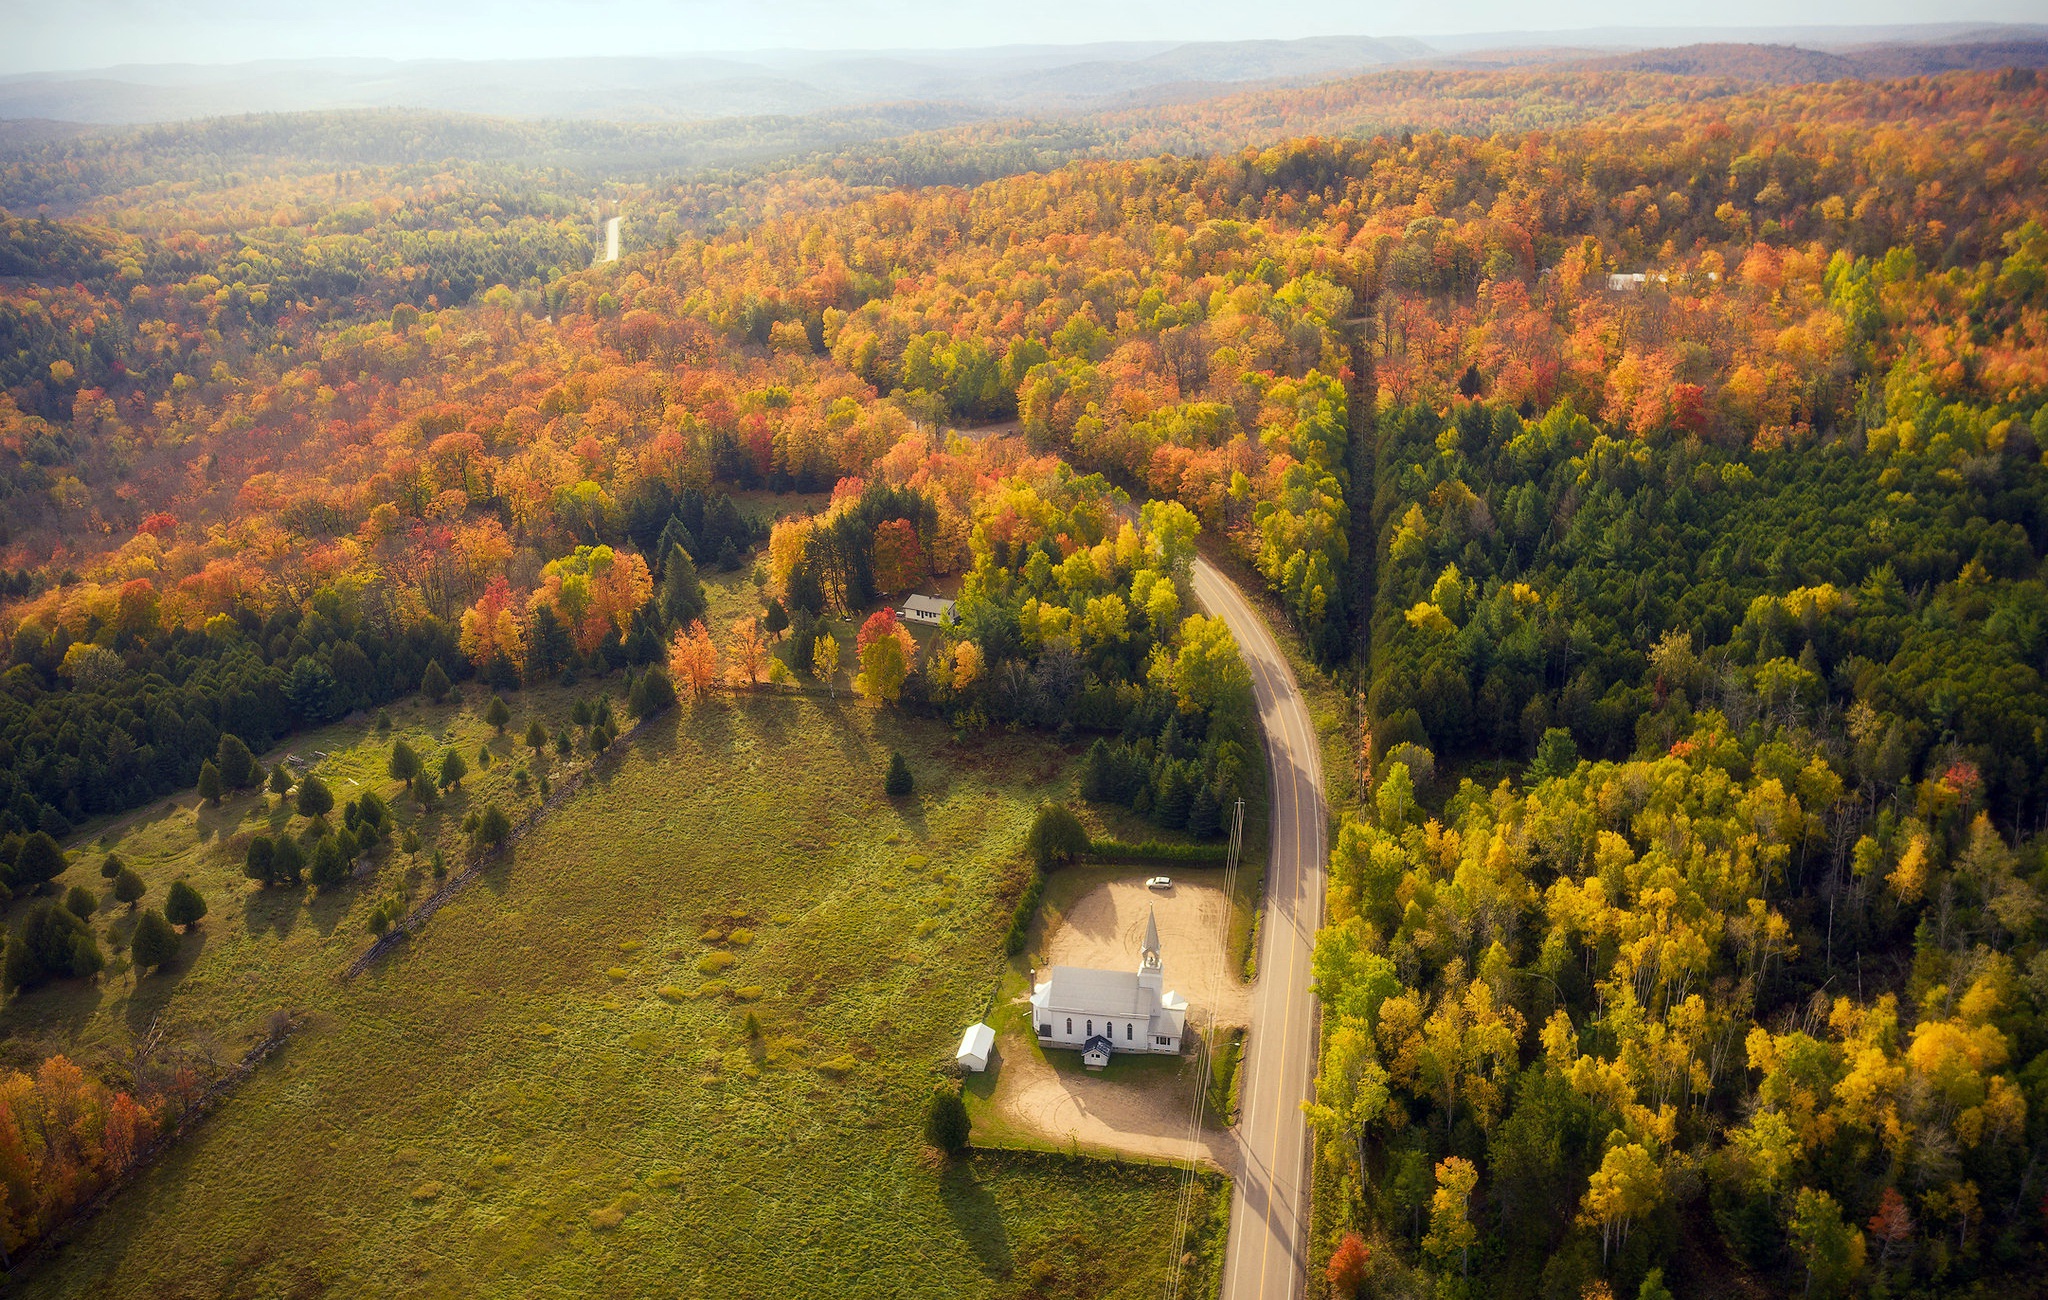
[{"left": 2, "top": 0, "right": 2039, "bottom": 75}]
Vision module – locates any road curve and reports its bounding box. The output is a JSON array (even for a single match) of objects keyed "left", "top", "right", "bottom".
[{"left": 1191, "top": 556, "right": 1327, "bottom": 1300}]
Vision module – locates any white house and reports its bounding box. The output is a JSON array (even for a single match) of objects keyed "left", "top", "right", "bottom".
[
  {"left": 1030, "top": 909, "right": 1188, "bottom": 1068},
  {"left": 899, "top": 594, "right": 955, "bottom": 626},
  {"left": 956, "top": 1022, "right": 995, "bottom": 1073}
]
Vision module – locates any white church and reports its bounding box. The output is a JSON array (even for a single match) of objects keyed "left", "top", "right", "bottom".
[{"left": 1031, "top": 909, "right": 1188, "bottom": 1068}]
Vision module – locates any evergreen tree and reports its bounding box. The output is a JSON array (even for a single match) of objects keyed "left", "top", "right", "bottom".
[
  {"left": 884, "top": 752, "right": 914, "bottom": 796},
  {"left": 296, "top": 774, "right": 334, "bottom": 820},
  {"left": 439, "top": 749, "right": 468, "bottom": 790},
  {"left": 628, "top": 668, "right": 676, "bottom": 718},
  {"left": 63, "top": 884, "right": 96, "bottom": 919},
  {"left": 165, "top": 879, "right": 207, "bottom": 930},
  {"left": 924, "top": 1086, "right": 971, "bottom": 1155},
  {"left": 421, "top": 659, "right": 452, "bottom": 704},
  {"left": 1188, "top": 784, "right": 1223, "bottom": 839},
  {"left": 526, "top": 718, "right": 549, "bottom": 754},
  {"left": 244, "top": 836, "right": 276, "bottom": 885},
  {"left": 474, "top": 804, "right": 513, "bottom": 849},
  {"left": 268, "top": 764, "right": 293, "bottom": 796},
  {"left": 216, "top": 733, "right": 256, "bottom": 788},
  {"left": 197, "top": 760, "right": 224, "bottom": 806},
  {"left": 99, "top": 852, "right": 124, "bottom": 880},
  {"left": 484, "top": 694, "right": 512, "bottom": 733},
  {"left": 387, "top": 739, "right": 421, "bottom": 783},
  {"left": 12, "top": 831, "right": 67, "bottom": 892},
  {"left": 113, "top": 867, "right": 146, "bottom": 907},
  {"left": 4, "top": 901, "right": 104, "bottom": 989},
  {"left": 129, "top": 909, "right": 179, "bottom": 973},
  {"left": 310, "top": 837, "right": 348, "bottom": 891},
  {"left": 271, "top": 836, "right": 305, "bottom": 885}
]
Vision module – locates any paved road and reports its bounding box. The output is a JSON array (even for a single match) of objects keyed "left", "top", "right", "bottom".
[
  {"left": 600, "top": 215, "right": 620, "bottom": 263},
  {"left": 1191, "top": 556, "right": 1327, "bottom": 1300}
]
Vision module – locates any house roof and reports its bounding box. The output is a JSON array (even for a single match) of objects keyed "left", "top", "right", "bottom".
[
  {"left": 1041, "top": 965, "right": 1154, "bottom": 1017},
  {"left": 901, "top": 594, "right": 954, "bottom": 618},
  {"left": 956, "top": 1022, "right": 995, "bottom": 1061},
  {"left": 1082, "top": 1034, "right": 1114, "bottom": 1054}
]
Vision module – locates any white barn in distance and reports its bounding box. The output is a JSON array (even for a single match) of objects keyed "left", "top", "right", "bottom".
[{"left": 1031, "top": 908, "right": 1187, "bottom": 1067}]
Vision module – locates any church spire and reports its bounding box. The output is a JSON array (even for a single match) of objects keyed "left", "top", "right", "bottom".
[{"left": 1143, "top": 907, "right": 1161, "bottom": 964}]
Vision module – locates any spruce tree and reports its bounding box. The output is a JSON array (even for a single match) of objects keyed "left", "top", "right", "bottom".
[
  {"left": 245, "top": 836, "right": 276, "bottom": 885},
  {"left": 165, "top": 879, "right": 207, "bottom": 930},
  {"left": 885, "top": 752, "right": 914, "bottom": 796},
  {"left": 388, "top": 739, "right": 421, "bottom": 783},
  {"left": 197, "top": 760, "right": 224, "bottom": 806},
  {"left": 130, "top": 909, "right": 179, "bottom": 973},
  {"left": 421, "top": 659, "right": 452, "bottom": 704},
  {"left": 484, "top": 694, "right": 511, "bottom": 733},
  {"left": 216, "top": 733, "right": 256, "bottom": 788},
  {"left": 296, "top": 774, "right": 334, "bottom": 820},
  {"left": 113, "top": 866, "right": 146, "bottom": 907}
]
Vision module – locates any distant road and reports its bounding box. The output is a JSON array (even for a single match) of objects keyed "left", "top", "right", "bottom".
[
  {"left": 1191, "top": 557, "right": 1327, "bottom": 1300},
  {"left": 600, "top": 215, "right": 620, "bottom": 263}
]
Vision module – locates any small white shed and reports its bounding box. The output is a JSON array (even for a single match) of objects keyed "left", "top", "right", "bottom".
[{"left": 956, "top": 1022, "right": 996, "bottom": 1072}]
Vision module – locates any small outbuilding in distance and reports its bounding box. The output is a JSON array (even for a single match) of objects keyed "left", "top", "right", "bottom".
[
  {"left": 956, "top": 1021, "right": 995, "bottom": 1073},
  {"left": 899, "top": 594, "right": 956, "bottom": 626}
]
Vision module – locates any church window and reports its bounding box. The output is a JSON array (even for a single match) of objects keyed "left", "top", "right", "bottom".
[
  {"left": 1065, "top": 1018, "right": 1072, "bottom": 1035},
  {"left": 1126, "top": 1023, "right": 1133, "bottom": 1040},
  {"left": 1087, "top": 1020, "right": 1093, "bottom": 1036}
]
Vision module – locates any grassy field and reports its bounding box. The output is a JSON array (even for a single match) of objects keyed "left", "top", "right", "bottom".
[{"left": 7, "top": 686, "right": 1224, "bottom": 1298}]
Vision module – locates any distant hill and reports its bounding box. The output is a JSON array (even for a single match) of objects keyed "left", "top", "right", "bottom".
[
  {"left": 1561, "top": 39, "right": 2048, "bottom": 83},
  {"left": 0, "top": 37, "right": 1429, "bottom": 126}
]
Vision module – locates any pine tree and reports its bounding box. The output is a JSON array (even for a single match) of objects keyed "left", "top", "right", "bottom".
[
  {"left": 130, "top": 909, "right": 179, "bottom": 973},
  {"left": 310, "top": 837, "right": 348, "bottom": 892},
  {"left": 387, "top": 739, "right": 421, "bottom": 783},
  {"left": 268, "top": 764, "right": 293, "bottom": 796},
  {"left": 63, "top": 885, "right": 97, "bottom": 919},
  {"left": 245, "top": 836, "right": 276, "bottom": 885},
  {"left": 484, "top": 694, "right": 511, "bottom": 733},
  {"left": 526, "top": 718, "right": 548, "bottom": 754},
  {"left": 165, "top": 879, "right": 207, "bottom": 930},
  {"left": 661, "top": 543, "right": 707, "bottom": 625},
  {"left": 296, "top": 774, "right": 334, "bottom": 819},
  {"left": 439, "top": 749, "right": 468, "bottom": 790},
  {"left": 197, "top": 760, "right": 224, "bottom": 806},
  {"left": 271, "top": 836, "right": 305, "bottom": 885},
  {"left": 216, "top": 733, "right": 256, "bottom": 787},
  {"left": 421, "top": 659, "right": 452, "bottom": 704},
  {"left": 884, "top": 752, "right": 914, "bottom": 796},
  {"left": 925, "top": 1086, "right": 971, "bottom": 1155}
]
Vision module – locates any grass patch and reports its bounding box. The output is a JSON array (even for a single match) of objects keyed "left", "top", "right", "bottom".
[{"left": 8, "top": 689, "right": 1203, "bottom": 1299}]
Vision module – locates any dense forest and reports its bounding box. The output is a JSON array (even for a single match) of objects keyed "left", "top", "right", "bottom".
[{"left": 0, "top": 52, "right": 2043, "bottom": 1295}]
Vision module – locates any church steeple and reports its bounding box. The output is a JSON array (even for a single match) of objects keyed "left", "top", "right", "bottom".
[{"left": 1138, "top": 907, "right": 1163, "bottom": 997}]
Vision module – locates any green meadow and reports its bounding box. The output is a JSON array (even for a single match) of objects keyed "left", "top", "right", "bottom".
[{"left": 8, "top": 686, "right": 1223, "bottom": 1297}]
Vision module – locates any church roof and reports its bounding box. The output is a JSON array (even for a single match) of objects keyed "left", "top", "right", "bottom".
[{"left": 1041, "top": 965, "right": 1155, "bottom": 1017}]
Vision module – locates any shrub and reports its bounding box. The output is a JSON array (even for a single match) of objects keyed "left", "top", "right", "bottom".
[
  {"left": 925, "top": 1086, "right": 970, "bottom": 1155},
  {"left": 1024, "top": 804, "right": 1089, "bottom": 871},
  {"left": 113, "top": 867, "right": 146, "bottom": 907},
  {"left": 884, "top": 751, "right": 913, "bottom": 796},
  {"left": 130, "top": 908, "right": 179, "bottom": 973},
  {"left": 165, "top": 879, "right": 207, "bottom": 930},
  {"left": 99, "top": 852, "right": 123, "bottom": 880},
  {"left": 697, "top": 951, "right": 737, "bottom": 975}
]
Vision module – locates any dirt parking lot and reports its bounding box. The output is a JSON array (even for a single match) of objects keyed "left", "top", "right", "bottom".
[{"left": 981, "top": 871, "right": 1250, "bottom": 1170}]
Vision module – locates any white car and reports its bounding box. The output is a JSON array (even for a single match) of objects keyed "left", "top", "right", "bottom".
[{"left": 1145, "top": 876, "right": 1173, "bottom": 891}]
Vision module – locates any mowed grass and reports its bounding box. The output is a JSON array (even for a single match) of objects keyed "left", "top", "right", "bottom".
[{"left": 14, "top": 693, "right": 1216, "bottom": 1299}]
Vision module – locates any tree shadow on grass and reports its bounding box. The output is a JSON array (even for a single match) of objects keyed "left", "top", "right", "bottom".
[
  {"left": 241, "top": 883, "right": 303, "bottom": 942},
  {"left": 940, "top": 1156, "right": 1013, "bottom": 1278},
  {"left": 121, "top": 927, "right": 208, "bottom": 1032}
]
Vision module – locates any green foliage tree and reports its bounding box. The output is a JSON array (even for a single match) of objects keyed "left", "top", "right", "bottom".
[
  {"left": 12, "top": 831, "right": 67, "bottom": 893},
  {"left": 474, "top": 804, "right": 512, "bottom": 850},
  {"left": 421, "top": 659, "right": 452, "bottom": 703},
  {"left": 1024, "top": 804, "right": 1089, "bottom": 871},
  {"left": 197, "top": 759, "right": 223, "bottom": 806},
  {"left": 439, "top": 749, "right": 468, "bottom": 790},
  {"left": 245, "top": 836, "right": 276, "bottom": 885},
  {"left": 164, "top": 879, "right": 207, "bottom": 930},
  {"left": 484, "top": 694, "right": 511, "bottom": 733},
  {"left": 129, "top": 908, "right": 179, "bottom": 973},
  {"left": 924, "top": 1085, "right": 971, "bottom": 1156},
  {"left": 268, "top": 764, "right": 293, "bottom": 796},
  {"left": 112, "top": 867, "right": 146, "bottom": 908},
  {"left": 271, "top": 835, "right": 305, "bottom": 885},
  {"left": 1789, "top": 1188, "right": 1866, "bottom": 1299},
  {"left": 662, "top": 544, "right": 707, "bottom": 626},
  {"left": 387, "top": 739, "right": 421, "bottom": 783},
  {"left": 310, "top": 837, "right": 348, "bottom": 892},
  {"left": 215, "top": 733, "right": 256, "bottom": 788},
  {"left": 296, "top": 774, "right": 334, "bottom": 820},
  {"left": 526, "top": 718, "right": 548, "bottom": 754},
  {"left": 884, "top": 752, "right": 913, "bottom": 796},
  {"left": 99, "top": 852, "right": 123, "bottom": 880},
  {"left": 63, "top": 884, "right": 96, "bottom": 919},
  {"left": 4, "top": 901, "right": 104, "bottom": 989},
  {"left": 628, "top": 667, "right": 676, "bottom": 718},
  {"left": 1529, "top": 727, "right": 1580, "bottom": 783}
]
